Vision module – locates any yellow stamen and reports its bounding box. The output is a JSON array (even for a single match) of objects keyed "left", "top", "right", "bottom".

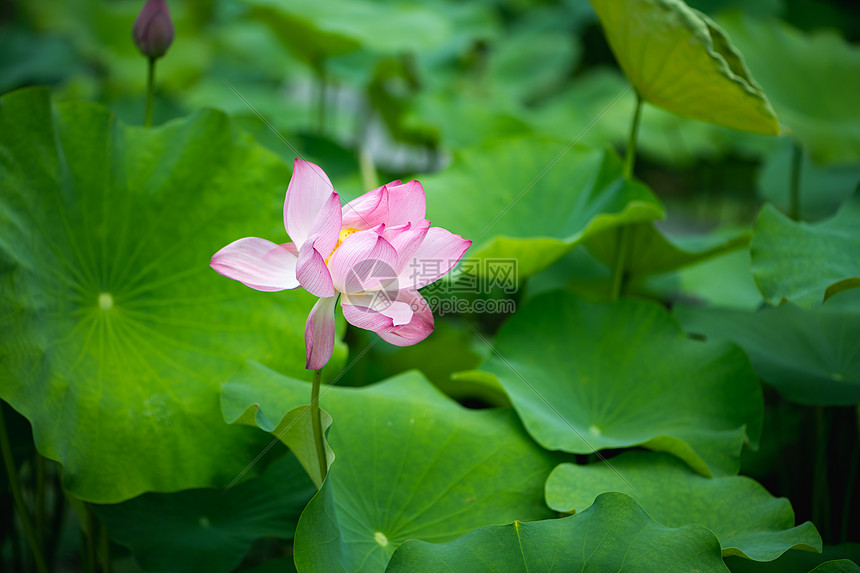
[{"left": 326, "top": 228, "right": 359, "bottom": 264}]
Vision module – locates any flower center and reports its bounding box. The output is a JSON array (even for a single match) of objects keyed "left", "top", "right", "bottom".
[{"left": 326, "top": 228, "right": 359, "bottom": 264}]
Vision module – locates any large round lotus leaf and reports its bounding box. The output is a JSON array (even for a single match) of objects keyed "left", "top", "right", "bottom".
[
  {"left": 589, "top": 0, "right": 779, "bottom": 135},
  {"left": 586, "top": 222, "right": 750, "bottom": 281},
  {"left": 675, "top": 290, "right": 860, "bottom": 405},
  {"left": 0, "top": 88, "right": 344, "bottom": 502},
  {"left": 419, "top": 137, "right": 665, "bottom": 279},
  {"left": 462, "top": 292, "right": 762, "bottom": 476},
  {"left": 385, "top": 492, "right": 729, "bottom": 572},
  {"left": 242, "top": 0, "right": 456, "bottom": 64},
  {"left": 751, "top": 196, "right": 860, "bottom": 308},
  {"left": 718, "top": 12, "right": 860, "bottom": 164},
  {"left": 546, "top": 450, "right": 821, "bottom": 561},
  {"left": 221, "top": 364, "right": 558, "bottom": 573},
  {"left": 93, "top": 452, "right": 315, "bottom": 573}
]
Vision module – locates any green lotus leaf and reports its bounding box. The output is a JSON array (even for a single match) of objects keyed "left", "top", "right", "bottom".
[
  {"left": 718, "top": 12, "right": 860, "bottom": 164},
  {"left": 227, "top": 399, "right": 334, "bottom": 490},
  {"left": 808, "top": 561, "right": 860, "bottom": 573},
  {"left": 587, "top": 222, "right": 750, "bottom": 282},
  {"left": 221, "top": 364, "right": 558, "bottom": 573},
  {"left": 546, "top": 450, "right": 821, "bottom": 561},
  {"left": 242, "top": 0, "right": 456, "bottom": 65},
  {"left": 419, "top": 137, "right": 665, "bottom": 279},
  {"left": 675, "top": 289, "right": 860, "bottom": 405},
  {"left": 93, "top": 452, "right": 315, "bottom": 573},
  {"left": 0, "top": 88, "right": 344, "bottom": 502},
  {"left": 751, "top": 196, "right": 860, "bottom": 308},
  {"left": 462, "top": 292, "right": 762, "bottom": 476},
  {"left": 725, "top": 544, "right": 860, "bottom": 573},
  {"left": 589, "top": 0, "right": 779, "bottom": 134},
  {"left": 385, "top": 492, "right": 729, "bottom": 572}
]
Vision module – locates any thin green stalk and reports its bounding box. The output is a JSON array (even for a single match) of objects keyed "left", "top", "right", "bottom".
[
  {"left": 311, "top": 369, "right": 327, "bottom": 484},
  {"left": 841, "top": 410, "right": 859, "bottom": 543},
  {"left": 0, "top": 405, "right": 47, "bottom": 573},
  {"left": 610, "top": 93, "right": 643, "bottom": 300},
  {"left": 9, "top": 504, "right": 24, "bottom": 573},
  {"left": 47, "top": 470, "right": 65, "bottom": 571},
  {"left": 813, "top": 406, "right": 831, "bottom": 542},
  {"left": 99, "top": 521, "right": 111, "bottom": 573},
  {"left": 623, "top": 93, "right": 643, "bottom": 180},
  {"left": 85, "top": 504, "right": 97, "bottom": 573},
  {"left": 144, "top": 57, "right": 156, "bottom": 128},
  {"left": 610, "top": 225, "right": 630, "bottom": 300},
  {"left": 789, "top": 141, "right": 803, "bottom": 221},
  {"left": 35, "top": 454, "right": 45, "bottom": 549},
  {"left": 315, "top": 61, "right": 327, "bottom": 135},
  {"left": 359, "top": 146, "right": 379, "bottom": 192}
]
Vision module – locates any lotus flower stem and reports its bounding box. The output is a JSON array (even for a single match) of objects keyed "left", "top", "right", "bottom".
[
  {"left": 611, "top": 93, "right": 643, "bottom": 299},
  {"left": 311, "top": 369, "right": 327, "bottom": 483},
  {"left": 0, "top": 405, "right": 48, "bottom": 573},
  {"left": 144, "top": 57, "right": 156, "bottom": 128},
  {"left": 610, "top": 224, "right": 630, "bottom": 301},
  {"left": 789, "top": 141, "right": 803, "bottom": 221}
]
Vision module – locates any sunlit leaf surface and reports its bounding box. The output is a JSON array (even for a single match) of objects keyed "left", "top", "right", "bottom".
[
  {"left": 420, "top": 137, "right": 664, "bottom": 279},
  {"left": 0, "top": 88, "right": 344, "bottom": 502},
  {"left": 222, "top": 365, "right": 558, "bottom": 573},
  {"left": 590, "top": 0, "right": 780, "bottom": 134}
]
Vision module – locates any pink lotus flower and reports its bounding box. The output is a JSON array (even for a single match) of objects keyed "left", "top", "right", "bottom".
[{"left": 211, "top": 159, "right": 471, "bottom": 370}]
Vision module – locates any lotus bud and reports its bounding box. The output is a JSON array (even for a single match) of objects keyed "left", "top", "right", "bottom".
[{"left": 133, "top": 0, "right": 174, "bottom": 59}]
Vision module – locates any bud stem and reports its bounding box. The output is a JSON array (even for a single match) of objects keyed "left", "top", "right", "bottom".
[
  {"left": 0, "top": 405, "right": 47, "bottom": 573},
  {"left": 144, "top": 56, "right": 157, "bottom": 128}
]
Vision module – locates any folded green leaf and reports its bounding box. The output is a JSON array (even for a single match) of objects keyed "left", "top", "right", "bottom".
[
  {"left": 386, "top": 492, "right": 729, "bottom": 572},
  {"left": 419, "top": 137, "right": 664, "bottom": 279},
  {"left": 590, "top": 0, "right": 780, "bottom": 134},
  {"left": 222, "top": 365, "right": 558, "bottom": 573},
  {"left": 587, "top": 222, "right": 750, "bottom": 280},
  {"left": 751, "top": 195, "right": 860, "bottom": 308},
  {"left": 546, "top": 450, "right": 821, "bottom": 561},
  {"left": 675, "top": 290, "right": 860, "bottom": 405},
  {"left": 464, "top": 292, "right": 762, "bottom": 476}
]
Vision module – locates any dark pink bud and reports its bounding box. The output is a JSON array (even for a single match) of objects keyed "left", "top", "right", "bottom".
[{"left": 132, "top": 0, "right": 174, "bottom": 59}]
